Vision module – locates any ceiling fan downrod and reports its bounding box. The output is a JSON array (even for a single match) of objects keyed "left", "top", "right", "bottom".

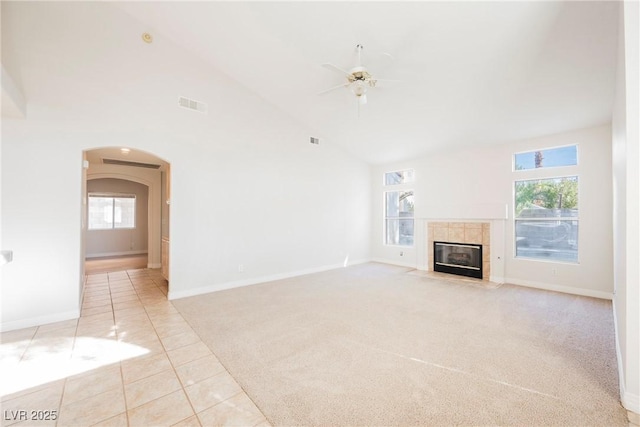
[{"left": 356, "top": 44, "right": 364, "bottom": 66}]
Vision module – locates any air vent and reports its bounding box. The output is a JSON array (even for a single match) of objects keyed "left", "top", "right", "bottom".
[
  {"left": 178, "top": 96, "right": 207, "bottom": 113},
  {"left": 102, "top": 158, "right": 161, "bottom": 169},
  {"left": 310, "top": 137, "right": 320, "bottom": 145}
]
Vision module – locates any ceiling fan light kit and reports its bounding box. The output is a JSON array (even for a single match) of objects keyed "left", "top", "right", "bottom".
[{"left": 320, "top": 44, "right": 392, "bottom": 110}]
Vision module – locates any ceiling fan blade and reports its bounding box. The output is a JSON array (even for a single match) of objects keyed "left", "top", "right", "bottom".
[
  {"left": 380, "top": 52, "right": 395, "bottom": 61},
  {"left": 322, "top": 63, "right": 352, "bottom": 77},
  {"left": 372, "top": 78, "right": 401, "bottom": 88},
  {"left": 317, "top": 83, "right": 349, "bottom": 96}
]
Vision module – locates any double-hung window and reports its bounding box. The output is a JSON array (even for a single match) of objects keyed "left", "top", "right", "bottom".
[
  {"left": 513, "top": 146, "right": 578, "bottom": 262},
  {"left": 88, "top": 193, "right": 136, "bottom": 230},
  {"left": 384, "top": 170, "right": 414, "bottom": 246}
]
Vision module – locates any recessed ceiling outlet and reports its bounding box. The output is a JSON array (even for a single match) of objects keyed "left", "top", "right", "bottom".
[
  {"left": 102, "top": 158, "right": 161, "bottom": 169},
  {"left": 310, "top": 137, "right": 320, "bottom": 145},
  {"left": 178, "top": 96, "right": 207, "bottom": 113}
]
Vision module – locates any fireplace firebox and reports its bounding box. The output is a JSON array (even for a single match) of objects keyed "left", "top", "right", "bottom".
[{"left": 433, "top": 241, "right": 483, "bottom": 279}]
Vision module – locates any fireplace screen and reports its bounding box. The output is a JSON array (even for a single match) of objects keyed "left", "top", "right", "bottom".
[{"left": 433, "top": 241, "right": 483, "bottom": 279}]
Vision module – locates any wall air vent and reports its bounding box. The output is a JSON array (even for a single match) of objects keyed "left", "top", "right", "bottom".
[
  {"left": 310, "top": 137, "right": 320, "bottom": 145},
  {"left": 102, "top": 158, "right": 161, "bottom": 169},
  {"left": 178, "top": 96, "right": 207, "bottom": 113}
]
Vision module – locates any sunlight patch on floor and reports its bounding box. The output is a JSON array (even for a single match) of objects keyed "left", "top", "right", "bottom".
[{"left": 0, "top": 337, "right": 149, "bottom": 396}]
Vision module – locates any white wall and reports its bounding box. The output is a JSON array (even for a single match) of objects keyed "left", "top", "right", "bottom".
[
  {"left": 85, "top": 178, "right": 149, "bottom": 258},
  {"left": 161, "top": 169, "right": 170, "bottom": 240},
  {"left": 372, "top": 125, "right": 614, "bottom": 299},
  {"left": 612, "top": 0, "right": 640, "bottom": 414},
  {"left": 0, "top": 2, "right": 371, "bottom": 330}
]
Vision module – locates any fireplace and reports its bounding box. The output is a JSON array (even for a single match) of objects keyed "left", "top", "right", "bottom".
[
  {"left": 433, "top": 241, "right": 483, "bottom": 279},
  {"left": 427, "top": 222, "right": 491, "bottom": 280}
]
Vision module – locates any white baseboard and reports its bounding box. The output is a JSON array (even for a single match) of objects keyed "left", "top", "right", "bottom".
[
  {"left": 371, "top": 257, "right": 416, "bottom": 269},
  {"left": 86, "top": 250, "right": 148, "bottom": 259},
  {"left": 504, "top": 277, "right": 613, "bottom": 300},
  {"left": 344, "top": 258, "right": 371, "bottom": 267},
  {"left": 612, "top": 299, "right": 640, "bottom": 414},
  {"left": 168, "top": 259, "right": 371, "bottom": 300},
  {"left": 1, "top": 309, "right": 80, "bottom": 332},
  {"left": 613, "top": 298, "right": 626, "bottom": 409},
  {"left": 622, "top": 390, "right": 640, "bottom": 415}
]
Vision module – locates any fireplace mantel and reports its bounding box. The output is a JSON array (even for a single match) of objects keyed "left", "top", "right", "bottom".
[{"left": 416, "top": 203, "right": 508, "bottom": 221}]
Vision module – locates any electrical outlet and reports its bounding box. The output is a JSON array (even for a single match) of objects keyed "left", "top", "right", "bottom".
[
  {"left": 238, "top": 264, "right": 244, "bottom": 273},
  {"left": 552, "top": 268, "right": 557, "bottom": 275},
  {"left": 400, "top": 251, "right": 404, "bottom": 256}
]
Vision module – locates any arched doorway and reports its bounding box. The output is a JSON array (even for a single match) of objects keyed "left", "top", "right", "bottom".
[{"left": 81, "top": 147, "right": 170, "bottom": 292}]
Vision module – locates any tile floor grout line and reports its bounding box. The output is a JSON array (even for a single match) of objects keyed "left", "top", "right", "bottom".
[
  {"left": 131, "top": 269, "right": 236, "bottom": 425},
  {"left": 166, "top": 306, "right": 204, "bottom": 425},
  {"left": 123, "top": 268, "right": 197, "bottom": 425},
  {"left": 6, "top": 267, "right": 225, "bottom": 426},
  {"left": 16, "top": 325, "right": 39, "bottom": 363},
  {"left": 55, "top": 313, "right": 79, "bottom": 426},
  {"left": 108, "top": 273, "right": 118, "bottom": 329},
  {"left": 73, "top": 266, "right": 269, "bottom": 426},
  {"left": 81, "top": 272, "right": 125, "bottom": 426},
  {"left": 118, "top": 273, "right": 132, "bottom": 427},
  {"left": 176, "top": 301, "right": 271, "bottom": 426}
]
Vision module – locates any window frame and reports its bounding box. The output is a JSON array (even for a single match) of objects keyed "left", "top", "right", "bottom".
[
  {"left": 87, "top": 193, "right": 137, "bottom": 230},
  {"left": 383, "top": 169, "right": 415, "bottom": 186},
  {"left": 383, "top": 169, "right": 416, "bottom": 247},
  {"left": 513, "top": 174, "right": 579, "bottom": 264},
  {"left": 383, "top": 189, "right": 415, "bottom": 247},
  {"left": 512, "top": 144, "right": 579, "bottom": 172}
]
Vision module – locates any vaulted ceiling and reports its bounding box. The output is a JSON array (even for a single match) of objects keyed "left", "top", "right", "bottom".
[{"left": 3, "top": 2, "right": 620, "bottom": 165}]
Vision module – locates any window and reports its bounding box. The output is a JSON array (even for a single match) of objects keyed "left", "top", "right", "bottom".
[
  {"left": 514, "top": 176, "right": 578, "bottom": 262},
  {"left": 88, "top": 194, "right": 136, "bottom": 230},
  {"left": 385, "top": 190, "right": 414, "bottom": 246},
  {"left": 384, "top": 169, "right": 415, "bottom": 246},
  {"left": 384, "top": 169, "right": 415, "bottom": 185},
  {"left": 514, "top": 145, "right": 577, "bottom": 171}
]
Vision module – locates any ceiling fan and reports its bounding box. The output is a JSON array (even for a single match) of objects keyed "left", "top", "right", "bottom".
[{"left": 319, "top": 44, "right": 396, "bottom": 108}]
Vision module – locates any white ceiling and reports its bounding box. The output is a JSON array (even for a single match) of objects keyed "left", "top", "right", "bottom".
[{"left": 6, "top": 2, "right": 621, "bottom": 165}]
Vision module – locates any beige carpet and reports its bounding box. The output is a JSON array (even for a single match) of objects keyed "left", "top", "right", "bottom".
[{"left": 173, "top": 263, "right": 627, "bottom": 426}]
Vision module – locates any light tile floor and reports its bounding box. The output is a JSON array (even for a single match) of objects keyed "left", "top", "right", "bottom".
[{"left": 1, "top": 268, "right": 270, "bottom": 427}]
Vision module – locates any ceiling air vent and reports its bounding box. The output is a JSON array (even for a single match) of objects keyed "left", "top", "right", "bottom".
[
  {"left": 310, "top": 137, "right": 320, "bottom": 145},
  {"left": 178, "top": 96, "right": 207, "bottom": 113},
  {"left": 102, "top": 158, "right": 161, "bottom": 169}
]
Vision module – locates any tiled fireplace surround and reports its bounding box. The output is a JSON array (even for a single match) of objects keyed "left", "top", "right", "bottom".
[{"left": 427, "top": 222, "right": 491, "bottom": 280}]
